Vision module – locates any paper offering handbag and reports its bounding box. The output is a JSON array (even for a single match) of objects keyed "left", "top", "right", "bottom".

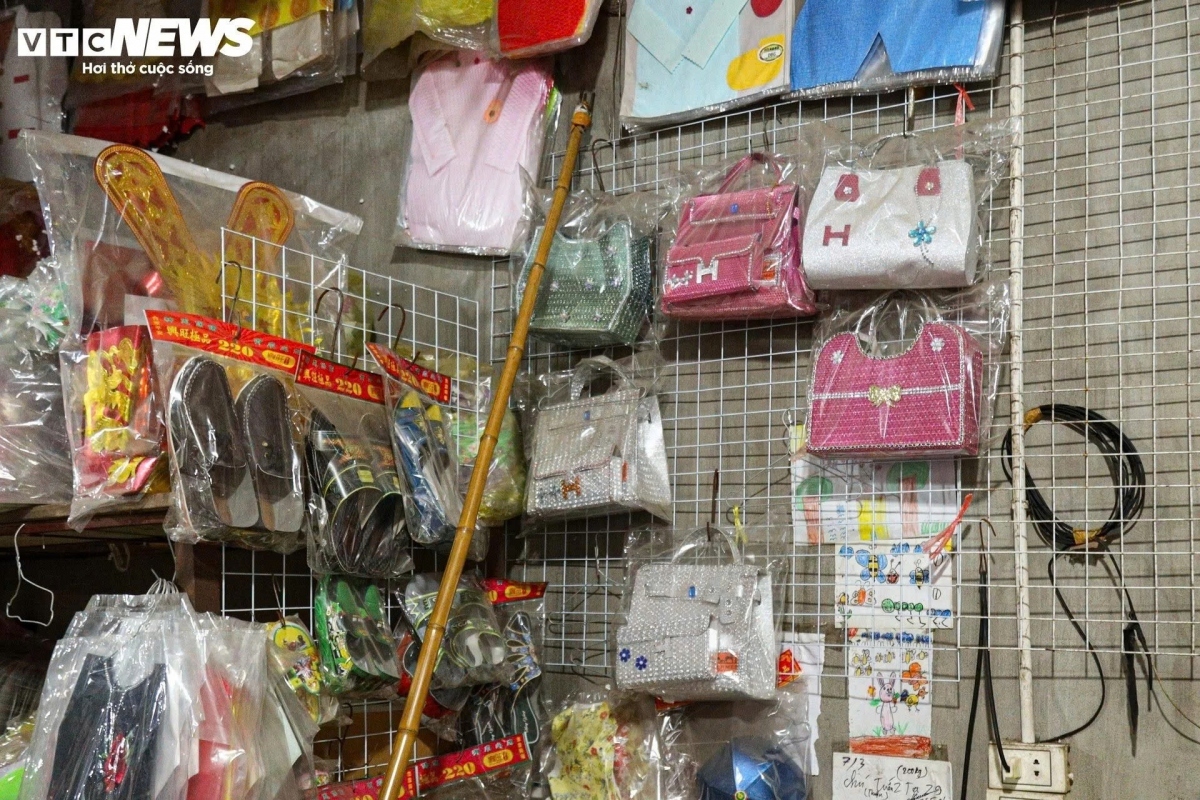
[
  {"left": 662, "top": 153, "right": 816, "bottom": 321},
  {"left": 615, "top": 535, "right": 777, "bottom": 701},
  {"left": 807, "top": 319, "right": 984, "bottom": 458},
  {"left": 517, "top": 220, "right": 654, "bottom": 349},
  {"left": 802, "top": 155, "right": 980, "bottom": 290},
  {"left": 526, "top": 357, "right": 671, "bottom": 521}
]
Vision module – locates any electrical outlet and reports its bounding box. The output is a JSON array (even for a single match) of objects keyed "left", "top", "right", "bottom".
[
  {"left": 986, "top": 790, "right": 1072, "bottom": 800},
  {"left": 987, "top": 742, "right": 1071, "bottom": 795}
]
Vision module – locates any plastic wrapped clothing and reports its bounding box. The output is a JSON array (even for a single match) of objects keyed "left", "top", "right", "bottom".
[
  {"left": 790, "top": 0, "right": 1006, "bottom": 95},
  {"left": 395, "top": 51, "right": 553, "bottom": 255},
  {"left": 620, "top": 0, "right": 794, "bottom": 132}
]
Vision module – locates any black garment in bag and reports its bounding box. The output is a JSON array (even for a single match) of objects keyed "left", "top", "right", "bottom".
[{"left": 47, "top": 654, "right": 167, "bottom": 800}]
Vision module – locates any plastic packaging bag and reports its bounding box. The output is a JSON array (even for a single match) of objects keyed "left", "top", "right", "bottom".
[
  {"left": 525, "top": 355, "right": 672, "bottom": 522},
  {"left": 662, "top": 152, "right": 817, "bottom": 321},
  {"left": 461, "top": 579, "right": 549, "bottom": 751},
  {"left": 805, "top": 283, "right": 1010, "bottom": 459},
  {"left": 495, "top": 0, "right": 604, "bottom": 57},
  {"left": 619, "top": 0, "right": 795, "bottom": 133},
  {"left": 298, "top": 351, "right": 413, "bottom": 579},
  {"left": 0, "top": 8, "right": 66, "bottom": 183},
  {"left": 615, "top": 526, "right": 779, "bottom": 703},
  {"left": 150, "top": 310, "right": 312, "bottom": 553},
  {"left": 399, "top": 573, "right": 513, "bottom": 689},
  {"left": 60, "top": 319, "right": 171, "bottom": 525},
  {"left": 368, "top": 344, "right": 491, "bottom": 559},
  {"left": 205, "top": 1, "right": 361, "bottom": 113},
  {"left": 266, "top": 616, "right": 340, "bottom": 726},
  {"left": 0, "top": 263, "right": 72, "bottom": 504},
  {"left": 802, "top": 122, "right": 1014, "bottom": 290},
  {"left": 313, "top": 574, "right": 401, "bottom": 696},
  {"left": 514, "top": 185, "right": 665, "bottom": 349},
  {"left": 19, "top": 590, "right": 205, "bottom": 800},
  {"left": 542, "top": 690, "right": 665, "bottom": 800},
  {"left": 394, "top": 50, "right": 555, "bottom": 256},
  {"left": 789, "top": 0, "right": 1006, "bottom": 98}
]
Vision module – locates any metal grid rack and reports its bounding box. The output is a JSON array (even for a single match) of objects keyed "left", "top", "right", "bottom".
[
  {"left": 1011, "top": 0, "right": 1200, "bottom": 660},
  {"left": 492, "top": 82, "right": 1013, "bottom": 686},
  {"left": 215, "top": 230, "right": 479, "bottom": 777}
]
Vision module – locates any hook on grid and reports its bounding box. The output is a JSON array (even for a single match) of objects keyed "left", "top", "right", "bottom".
[
  {"left": 219, "top": 260, "right": 247, "bottom": 329},
  {"left": 6, "top": 525, "right": 54, "bottom": 628},
  {"left": 590, "top": 137, "right": 615, "bottom": 193},
  {"left": 315, "top": 286, "right": 359, "bottom": 368},
  {"left": 377, "top": 303, "right": 409, "bottom": 349}
]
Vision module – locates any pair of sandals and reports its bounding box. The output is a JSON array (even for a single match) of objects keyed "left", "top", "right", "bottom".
[
  {"left": 306, "top": 409, "right": 409, "bottom": 577},
  {"left": 401, "top": 574, "right": 509, "bottom": 689},
  {"left": 458, "top": 610, "right": 545, "bottom": 749},
  {"left": 392, "top": 391, "right": 462, "bottom": 548},
  {"left": 169, "top": 357, "right": 304, "bottom": 536},
  {"left": 314, "top": 576, "right": 400, "bottom": 695}
]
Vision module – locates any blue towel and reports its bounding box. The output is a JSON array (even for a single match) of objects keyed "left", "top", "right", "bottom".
[{"left": 790, "top": 0, "right": 989, "bottom": 90}]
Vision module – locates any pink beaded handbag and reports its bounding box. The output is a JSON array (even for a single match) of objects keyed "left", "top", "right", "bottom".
[
  {"left": 806, "top": 320, "right": 984, "bottom": 457},
  {"left": 661, "top": 153, "right": 817, "bottom": 320}
]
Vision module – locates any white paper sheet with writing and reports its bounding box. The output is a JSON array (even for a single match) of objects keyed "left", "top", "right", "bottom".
[{"left": 832, "top": 752, "right": 953, "bottom": 800}]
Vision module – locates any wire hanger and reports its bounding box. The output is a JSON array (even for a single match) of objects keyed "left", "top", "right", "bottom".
[
  {"left": 218, "top": 260, "right": 247, "bottom": 332},
  {"left": 6, "top": 525, "right": 54, "bottom": 628},
  {"left": 315, "top": 287, "right": 359, "bottom": 370},
  {"left": 590, "top": 138, "right": 614, "bottom": 193}
]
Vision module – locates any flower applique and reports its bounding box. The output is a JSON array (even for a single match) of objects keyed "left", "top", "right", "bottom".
[
  {"left": 635, "top": 655, "right": 649, "bottom": 671},
  {"left": 830, "top": 350, "right": 845, "bottom": 365},
  {"left": 930, "top": 337, "right": 945, "bottom": 352},
  {"left": 909, "top": 221, "right": 936, "bottom": 247},
  {"left": 619, "top": 648, "right": 631, "bottom": 663}
]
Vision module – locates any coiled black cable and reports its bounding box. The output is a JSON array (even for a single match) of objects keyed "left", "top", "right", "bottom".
[
  {"left": 1001, "top": 404, "right": 1145, "bottom": 552},
  {"left": 1001, "top": 403, "right": 1149, "bottom": 744}
]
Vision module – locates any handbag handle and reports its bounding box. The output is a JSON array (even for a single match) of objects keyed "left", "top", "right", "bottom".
[
  {"left": 850, "top": 292, "right": 946, "bottom": 357},
  {"left": 568, "top": 355, "right": 635, "bottom": 401},
  {"left": 670, "top": 525, "right": 743, "bottom": 565},
  {"left": 861, "top": 132, "right": 941, "bottom": 168},
  {"left": 715, "top": 152, "right": 785, "bottom": 194}
]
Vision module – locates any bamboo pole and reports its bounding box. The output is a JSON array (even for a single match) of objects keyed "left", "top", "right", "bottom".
[{"left": 380, "top": 96, "right": 594, "bottom": 800}]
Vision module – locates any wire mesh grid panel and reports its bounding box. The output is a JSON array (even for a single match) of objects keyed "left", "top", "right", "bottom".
[
  {"left": 493, "top": 83, "right": 1014, "bottom": 685},
  {"left": 1009, "top": 0, "right": 1200, "bottom": 660},
  {"left": 216, "top": 230, "right": 480, "bottom": 777}
]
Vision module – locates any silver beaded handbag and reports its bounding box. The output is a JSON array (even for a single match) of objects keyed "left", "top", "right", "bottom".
[
  {"left": 518, "top": 220, "right": 654, "bottom": 348},
  {"left": 526, "top": 357, "right": 672, "bottom": 520},
  {"left": 615, "top": 539, "right": 777, "bottom": 701}
]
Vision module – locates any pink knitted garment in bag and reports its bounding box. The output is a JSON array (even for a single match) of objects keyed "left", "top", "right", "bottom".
[
  {"left": 806, "top": 321, "right": 983, "bottom": 457},
  {"left": 402, "top": 53, "right": 551, "bottom": 254}
]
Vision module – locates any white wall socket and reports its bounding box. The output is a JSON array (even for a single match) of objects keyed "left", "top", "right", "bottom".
[{"left": 987, "top": 741, "right": 1072, "bottom": 795}]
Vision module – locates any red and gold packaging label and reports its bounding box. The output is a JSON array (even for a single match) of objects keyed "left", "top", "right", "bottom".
[
  {"left": 145, "top": 310, "right": 313, "bottom": 374},
  {"left": 367, "top": 343, "right": 453, "bottom": 404},
  {"left": 295, "top": 351, "right": 385, "bottom": 404}
]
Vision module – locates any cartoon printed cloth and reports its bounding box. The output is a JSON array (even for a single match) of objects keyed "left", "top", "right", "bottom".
[
  {"left": 621, "top": 0, "right": 793, "bottom": 129},
  {"left": 790, "top": 0, "right": 994, "bottom": 90},
  {"left": 547, "top": 700, "right": 649, "bottom": 800}
]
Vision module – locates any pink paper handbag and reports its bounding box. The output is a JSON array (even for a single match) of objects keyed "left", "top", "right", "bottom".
[
  {"left": 806, "top": 320, "right": 984, "bottom": 457},
  {"left": 662, "top": 154, "right": 817, "bottom": 320}
]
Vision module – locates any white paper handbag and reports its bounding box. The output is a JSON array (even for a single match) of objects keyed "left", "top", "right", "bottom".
[
  {"left": 803, "top": 157, "right": 979, "bottom": 290},
  {"left": 526, "top": 357, "right": 672, "bottom": 521},
  {"left": 615, "top": 540, "right": 777, "bottom": 701}
]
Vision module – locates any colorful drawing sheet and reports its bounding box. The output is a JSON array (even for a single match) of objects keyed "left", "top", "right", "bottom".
[
  {"left": 790, "top": 426, "right": 960, "bottom": 546},
  {"left": 847, "top": 629, "right": 932, "bottom": 758},
  {"left": 835, "top": 542, "right": 953, "bottom": 631},
  {"left": 833, "top": 753, "right": 953, "bottom": 800}
]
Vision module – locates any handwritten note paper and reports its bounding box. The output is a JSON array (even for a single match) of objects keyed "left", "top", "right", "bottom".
[{"left": 833, "top": 753, "right": 953, "bottom": 800}]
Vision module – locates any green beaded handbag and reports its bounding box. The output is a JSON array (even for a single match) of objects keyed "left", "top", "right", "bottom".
[{"left": 518, "top": 220, "right": 653, "bottom": 348}]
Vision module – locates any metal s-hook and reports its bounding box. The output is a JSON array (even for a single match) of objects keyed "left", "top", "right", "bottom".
[
  {"left": 315, "top": 286, "right": 349, "bottom": 365},
  {"left": 590, "top": 138, "right": 614, "bottom": 194},
  {"left": 219, "top": 260, "right": 247, "bottom": 328},
  {"left": 6, "top": 525, "right": 54, "bottom": 628},
  {"left": 707, "top": 468, "right": 720, "bottom": 539},
  {"left": 376, "top": 304, "right": 409, "bottom": 350}
]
